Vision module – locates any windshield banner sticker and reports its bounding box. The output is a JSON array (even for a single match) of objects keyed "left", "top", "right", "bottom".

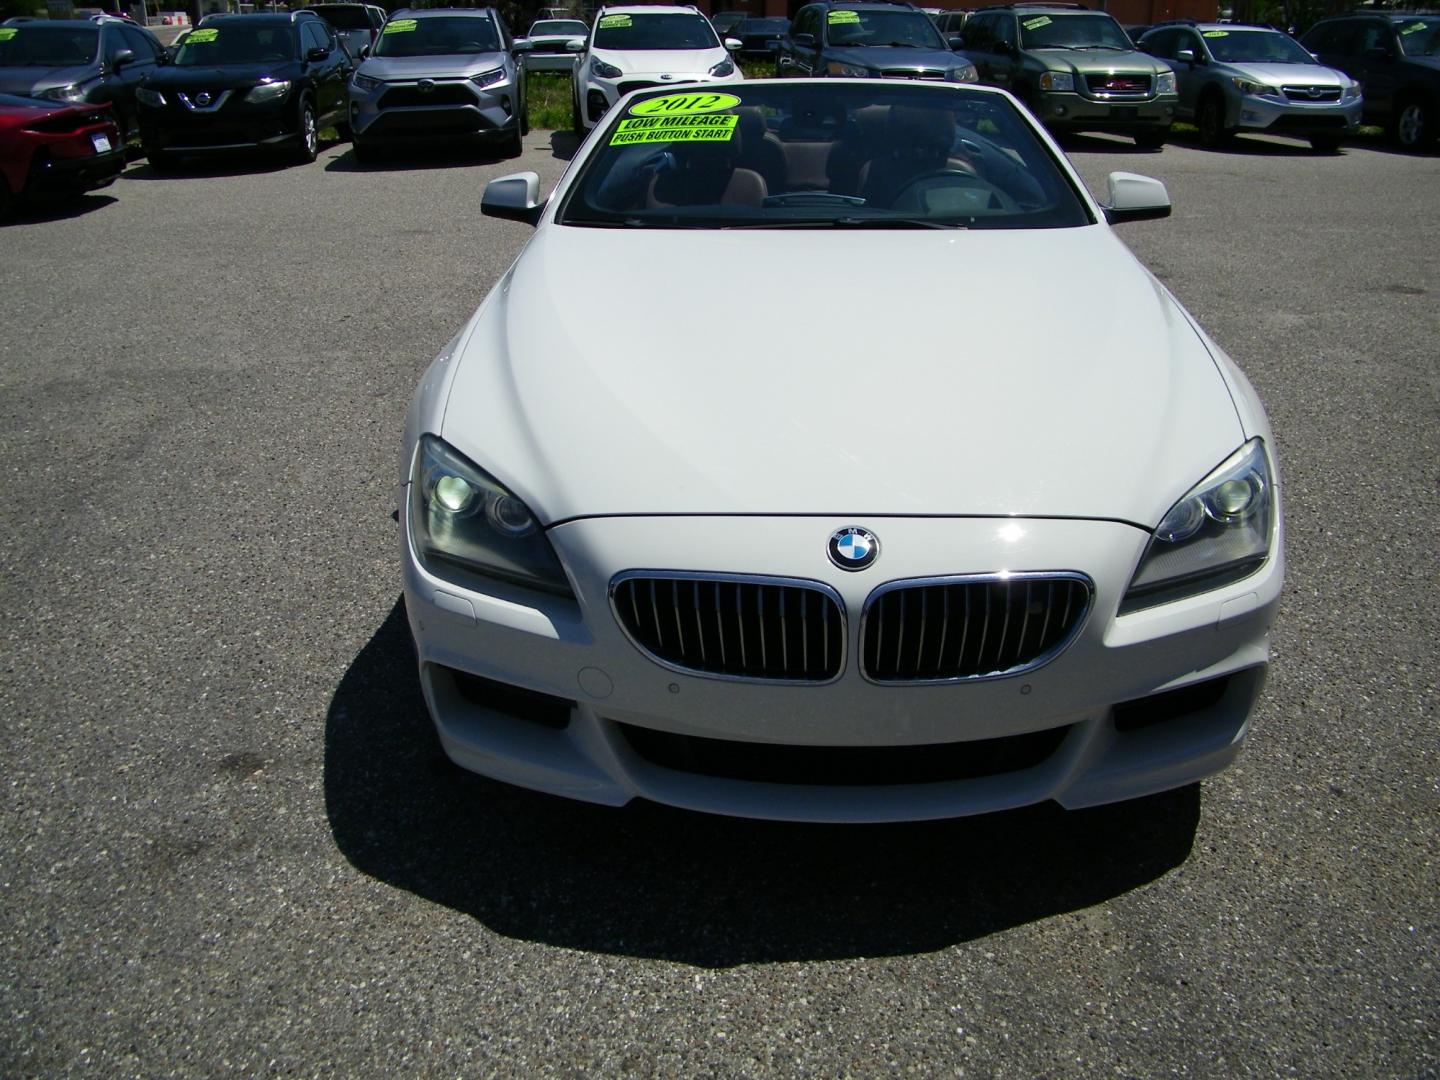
[
  {"left": 1202, "top": 30, "right": 1229, "bottom": 37},
  {"left": 598, "top": 14, "right": 632, "bottom": 28},
  {"left": 630, "top": 91, "right": 741, "bottom": 116},
  {"left": 383, "top": 18, "right": 417, "bottom": 33},
  {"left": 609, "top": 113, "right": 738, "bottom": 145},
  {"left": 185, "top": 28, "right": 218, "bottom": 43},
  {"left": 828, "top": 10, "right": 861, "bottom": 24},
  {"left": 0, "top": 27, "right": 17, "bottom": 40},
  {"left": 1400, "top": 21, "right": 1427, "bottom": 34},
  {"left": 1022, "top": 16, "right": 1052, "bottom": 30}
]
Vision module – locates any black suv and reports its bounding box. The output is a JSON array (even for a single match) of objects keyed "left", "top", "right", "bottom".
[
  {"left": 0, "top": 17, "right": 165, "bottom": 142},
  {"left": 1302, "top": 12, "right": 1440, "bottom": 150},
  {"left": 776, "top": 0, "right": 978, "bottom": 83},
  {"left": 135, "top": 11, "right": 353, "bottom": 169}
]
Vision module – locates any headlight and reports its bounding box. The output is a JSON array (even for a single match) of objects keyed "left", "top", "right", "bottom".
[
  {"left": 948, "top": 62, "right": 978, "bottom": 83},
  {"left": 1120, "top": 438, "right": 1274, "bottom": 613},
  {"left": 246, "top": 79, "right": 291, "bottom": 104},
  {"left": 1155, "top": 71, "right": 1177, "bottom": 95},
  {"left": 590, "top": 56, "right": 622, "bottom": 79},
  {"left": 351, "top": 72, "right": 381, "bottom": 92},
  {"left": 1232, "top": 76, "right": 1280, "bottom": 98},
  {"left": 135, "top": 86, "right": 166, "bottom": 107},
  {"left": 410, "top": 435, "right": 572, "bottom": 597},
  {"left": 37, "top": 83, "right": 89, "bottom": 103},
  {"left": 1038, "top": 71, "right": 1073, "bottom": 92},
  {"left": 471, "top": 67, "right": 506, "bottom": 88},
  {"left": 825, "top": 60, "right": 871, "bottom": 78},
  {"left": 709, "top": 58, "right": 734, "bottom": 77},
  {"left": 1342, "top": 81, "right": 1361, "bottom": 101}
]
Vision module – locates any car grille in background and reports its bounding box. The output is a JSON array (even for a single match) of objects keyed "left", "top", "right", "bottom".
[
  {"left": 862, "top": 574, "right": 1090, "bottom": 683},
  {"left": 1281, "top": 85, "right": 1341, "bottom": 102},
  {"left": 879, "top": 69, "right": 946, "bottom": 80},
  {"left": 1086, "top": 73, "right": 1151, "bottom": 96},
  {"left": 612, "top": 574, "right": 844, "bottom": 682},
  {"left": 379, "top": 84, "right": 474, "bottom": 109},
  {"left": 618, "top": 80, "right": 664, "bottom": 96}
]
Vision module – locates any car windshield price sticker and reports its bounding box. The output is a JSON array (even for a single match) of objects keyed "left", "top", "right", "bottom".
[
  {"left": 631, "top": 92, "right": 741, "bottom": 116},
  {"left": 186, "top": 28, "right": 218, "bottom": 42},
  {"left": 1203, "top": 30, "right": 1229, "bottom": 37},
  {"left": 0, "top": 28, "right": 16, "bottom": 41},
  {"left": 1401, "top": 21, "right": 1427, "bottom": 34},
  {"left": 1022, "top": 16, "right": 1051, "bottom": 29},
  {"left": 383, "top": 19, "right": 417, "bottom": 33},
  {"left": 598, "top": 14, "right": 631, "bottom": 28},
  {"left": 609, "top": 113, "right": 738, "bottom": 145},
  {"left": 828, "top": 10, "right": 860, "bottom": 23}
]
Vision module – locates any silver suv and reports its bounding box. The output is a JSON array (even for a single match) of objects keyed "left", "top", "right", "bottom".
[
  {"left": 1138, "top": 21, "right": 1362, "bottom": 152},
  {"left": 347, "top": 7, "right": 527, "bottom": 161}
]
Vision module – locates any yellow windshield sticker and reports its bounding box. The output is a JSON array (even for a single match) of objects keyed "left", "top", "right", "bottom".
[
  {"left": 598, "top": 14, "right": 631, "bottom": 28},
  {"left": 186, "top": 28, "right": 218, "bottom": 43},
  {"left": 609, "top": 113, "right": 738, "bottom": 145},
  {"left": 383, "top": 18, "right": 417, "bottom": 33},
  {"left": 1400, "top": 21, "right": 1427, "bottom": 34},
  {"left": 0, "top": 27, "right": 18, "bottom": 41},
  {"left": 828, "top": 10, "right": 861, "bottom": 24},
  {"left": 630, "top": 91, "right": 741, "bottom": 116},
  {"left": 1202, "top": 30, "right": 1229, "bottom": 37},
  {"left": 1022, "top": 15, "right": 1051, "bottom": 30}
]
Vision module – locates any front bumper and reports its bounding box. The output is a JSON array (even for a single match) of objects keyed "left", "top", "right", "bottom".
[
  {"left": 401, "top": 509, "right": 1283, "bottom": 823},
  {"left": 1035, "top": 91, "right": 1176, "bottom": 133},
  {"left": 1233, "top": 92, "right": 1362, "bottom": 136},
  {"left": 349, "top": 74, "right": 517, "bottom": 141},
  {"left": 580, "top": 69, "right": 742, "bottom": 128},
  {"left": 137, "top": 93, "right": 300, "bottom": 153}
]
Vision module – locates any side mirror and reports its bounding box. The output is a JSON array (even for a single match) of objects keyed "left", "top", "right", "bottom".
[
  {"left": 1175, "top": 47, "right": 1195, "bottom": 63},
  {"left": 359, "top": 44, "right": 370, "bottom": 58},
  {"left": 1102, "top": 171, "right": 1171, "bottom": 224},
  {"left": 513, "top": 37, "right": 533, "bottom": 52},
  {"left": 792, "top": 32, "right": 814, "bottom": 47},
  {"left": 306, "top": 46, "right": 328, "bottom": 62},
  {"left": 564, "top": 38, "right": 585, "bottom": 52},
  {"left": 947, "top": 35, "right": 964, "bottom": 50},
  {"left": 995, "top": 39, "right": 1015, "bottom": 55},
  {"left": 482, "top": 171, "right": 545, "bottom": 225},
  {"left": 111, "top": 47, "right": 135, "bottom": 69},
  {"left": 724, "top": 37, "right": 741, "bottom": 51}
]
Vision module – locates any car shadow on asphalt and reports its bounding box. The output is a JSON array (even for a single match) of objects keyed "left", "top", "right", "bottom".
[
  {"left": 325, "top": 596, "right": 1200, "bottom": 968},
  {"left": 1, "top": 192, "right": 118, "bottom": 225},
  {"left": 549, "top": 130, "right": 580, "bottom": 161},
  {"left": 325, "top": 142, "right": 530, "bottom": 172}
]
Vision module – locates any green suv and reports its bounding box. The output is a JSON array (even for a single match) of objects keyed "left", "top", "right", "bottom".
[{"left": 959, "top": 3, "right": 1177, "bottom": 147}]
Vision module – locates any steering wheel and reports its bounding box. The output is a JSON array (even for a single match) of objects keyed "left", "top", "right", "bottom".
[{"left": 890, "top": 170, "right": 1020, "bottom": 216}]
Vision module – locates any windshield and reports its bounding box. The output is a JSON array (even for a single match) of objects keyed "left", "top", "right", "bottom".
[
  {"left": 1202, "top": 29, "right": 1315, "bottom": 64},
  {"left": 592, "top": 12, "right": 719, "bottom": 51},
  {"left": 175, "top": 24, "right": 297, "bottom": 65},
  {"left": 1396, "top": 18, "right": 1440, "bottom": 57},
  {"left": 373, "top": 16, "right": 501, "bottom": 57},
  {"left": 826, "top": 9, "right": 945, "bottom": 49},
  {"left": 305, "top": 6, "right": 373, "bottom": 30},
  {"left": 558, "top": 84, "right": 1090, "bottom": 231},
  {"left": 1020, "top": 13, "right": 1132, "bottom": 51},
  {"left": 0, "top": 26, "right": 100, "bottom": 68},
  {"left": 529, "top": 20, "right": 587, "bottom": 36}
]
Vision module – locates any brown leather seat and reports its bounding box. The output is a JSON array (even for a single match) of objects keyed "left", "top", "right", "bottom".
[
  {"left": 857, "top": 105, "right": 976, "bottom": 208},
  {"left": 646, "top": 136, "right": 768, "bottom": 209}
]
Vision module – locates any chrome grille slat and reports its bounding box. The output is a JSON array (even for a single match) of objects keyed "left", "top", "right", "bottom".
[
  {"left": 614, "top": 574, "right": 843, "bottom": 683},
  {"left": 861, "top": 574, "right": 1091, "bottom": 684}
]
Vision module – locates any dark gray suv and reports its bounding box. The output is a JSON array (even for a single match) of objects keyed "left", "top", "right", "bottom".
[
  {"left": 1303, "top": 13, "right": 1440, "bottom": 151},
  {"left": 777, "top": 0, "right": 978, "bottom": 83}
]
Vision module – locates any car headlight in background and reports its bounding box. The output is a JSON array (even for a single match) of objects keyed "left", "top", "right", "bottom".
[
  {"left": 948, "top": 62, "right": 978, "bottom": 83},
  {"left": 135, "top": 86, "right": 166, "bottom": 107},
  {"left": 246, "top": 79, "right": 291, "bottom": 104},
  {"left": 37, "top": 82, "right": 89, "bottom": 103},
  {"left": 825, "top": 60, "right": 872, "bottom": 78},
  {"left": 1120, "top": 438, "right": 1274, "bottom": 613},
  {"left": 590, "top": 56, "right": 622, "bottom": 79},
  {"left": 709, "top": 58, "right": 734, "bottom": 77},
  {"left": 411, "top": 435, "right": 572, "bottom": 597},
  {"left": 1038, "top": 71, "right": 1074, "bottom": 92},
  {"left": 1341, "top": 80, "right": 1361, "bottom": 101},
  {"left": 471, "top": 67, "right": 507, "bottom": 88},
  {"left": 1232, "top": 76, "right": 1281, "bottom": 98},
  {"left": 351, "top": 71, "right": 382, "bottom": 92},
  {"left": 1155, "top": 70, "right": 1177, "bottom": 95}
]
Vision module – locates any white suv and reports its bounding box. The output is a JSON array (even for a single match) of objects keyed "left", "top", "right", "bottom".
[{"left": 570, "top": 4, "right": 742, "bottom": 133}]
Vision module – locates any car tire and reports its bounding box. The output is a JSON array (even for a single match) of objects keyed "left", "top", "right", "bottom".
[
  {"left": 336, "top": 120, "right": 352, "bottom": 141},
  {"left": 352, "top": 137, "right": 378, "bottom": 164},
  {"left": 292, "top": 98, "right": 318, "bottom": 165},
  {"left": 0, "top": 175, "right": 14, "bottom": 221},
  {"left": 1392, "top": 95, "right": 1434, "bottom": 151},
  {"left": 1309, "top": 133, "right": 1341, "bottom": 153},
  {"left": 498, "top": 124, "right": 523, "bottom": 159},
  {"left": 145, "top": 146, "right": 177, "bottom": 173},
  {"left": 1133, "top": 128, "right": 1167, "bottom": 150},
  {"left": 519, "top": 77, "right": 530, "bottom": 136},
  {"left": 1197, "top": 91, "right": 1229, "bottom": 148},
  {"left": 571, "top": 88, "right": 584, "bottom": 137}
]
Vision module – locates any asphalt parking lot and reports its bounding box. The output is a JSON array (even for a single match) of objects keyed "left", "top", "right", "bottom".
[{"left": 2, "top": 128, "right": 1436, "bottom": 1077}]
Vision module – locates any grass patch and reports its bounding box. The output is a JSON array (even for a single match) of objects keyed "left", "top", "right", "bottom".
[{"left": 526, "top": 70, "right": 574, "bottom": 131}]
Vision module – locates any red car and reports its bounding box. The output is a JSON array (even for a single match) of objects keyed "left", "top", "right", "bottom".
[{"left": 0, "top": 93, "right": 126, "bottom": 219}]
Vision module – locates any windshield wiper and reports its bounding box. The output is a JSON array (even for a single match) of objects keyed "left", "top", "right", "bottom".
[{"left": 724, "top": 217, "right": 964, "bottom": 230}]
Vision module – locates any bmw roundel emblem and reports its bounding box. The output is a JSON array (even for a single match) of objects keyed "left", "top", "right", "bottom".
[{"left": 828, "top": 526, "right": 879, "bottom": 571}]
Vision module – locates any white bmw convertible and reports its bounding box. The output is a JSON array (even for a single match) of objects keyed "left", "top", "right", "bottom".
[{"left": 399, "top": 80, "right": 1283, "bottom": 822}]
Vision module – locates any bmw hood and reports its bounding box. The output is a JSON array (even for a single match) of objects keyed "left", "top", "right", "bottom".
[
  {"left": 440, "top": 227, "right": 1244, "bottom": 525},
  {"left": 1227, "top": 62, "right": 1347, "bottom": 86},
  {"left": 593, "top": 48, "right": 728, "bottom": 75},
  {"left": 0, "top": 64, "right": 91, "bottom": 96},
  {"left": 359, "top": 51, "right": 510, "bottom": 80}
]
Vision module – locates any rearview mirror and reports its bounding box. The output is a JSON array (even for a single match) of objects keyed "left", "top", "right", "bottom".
[
  {"left": 1176, "top": 47, "right": 1195, "bottom": 63},
  {"left": 482, "top": 171, "right": 545, "bottom": 225},
  {"left": 724, "top": 37, "right": 742, "bottom": 51},
  {"left": 947, "top": 35, "right": 964, "bottom": 49},
  {"left": 306, "top": 46, "right": 328, "bottom": 62},
  {"left": 565, "top": 38, "right": 585, "bottom": 51},
  {"left": 792, "top": 33, "right": 814, "bottom": 47},
  {"left": 111, "top": 47, "right": 135, "bottom": 69},
  {"left": 1102, "top": 171, "right": 1171, "bottom": 224},
  {"left": 513, "top": 37, "right": 533, "bottom": 52}
]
